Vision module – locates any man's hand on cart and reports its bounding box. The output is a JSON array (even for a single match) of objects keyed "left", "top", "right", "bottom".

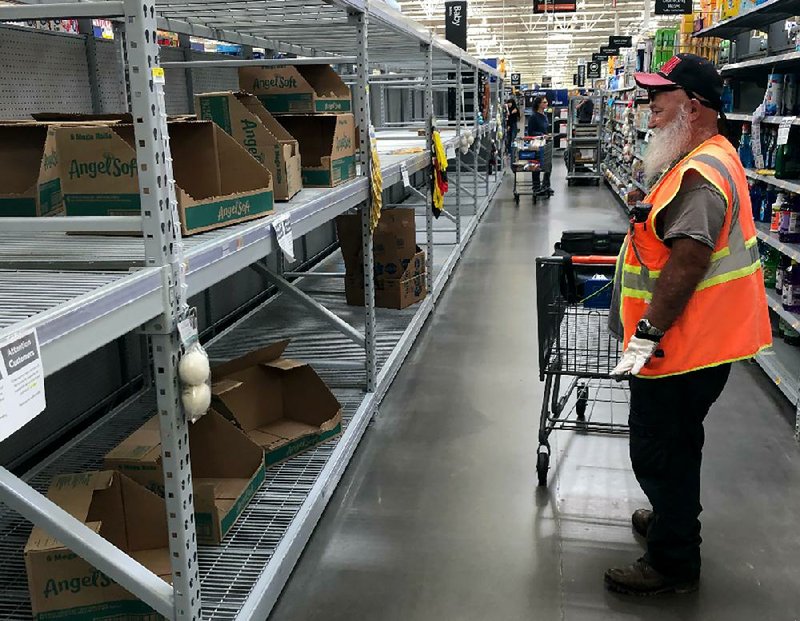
[
  {"left": 611, "top": 319, "right": 665, "bottom": 378},
  {"left": 610, "top": 336, "right": 659, "bottom": 378}
]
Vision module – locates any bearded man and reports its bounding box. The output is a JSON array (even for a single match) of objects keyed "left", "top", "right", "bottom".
[{"left": 605, "top": 54, "right": 771, "bottom": 596}]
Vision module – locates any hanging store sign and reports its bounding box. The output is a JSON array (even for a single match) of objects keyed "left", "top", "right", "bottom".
[
  {"left": 655, "top": 0, "right": 692, "bottom": 14},
  {"left": 599, "top": 45, "right": 620, "bottom": 56},
  {"left": 511, "top": 73, "right": 521, "bottom": 86},
  {"left": 587, "top": 61, "right": 601, "bottom": 79},
  {"left": 445, "top": 1, "right": 468, "bottom": 50},
  {"left": 0, "top": 329, "right": 46, "bottom": 441},
  {"left": 533, "top": 0, "right": 577, "bottom": 13},
  {"left": 609, "top": 35, "right": 633, "bottom": 48},
  {"left": 542, "top": 76, "right": 553, "bottom": 88},
  {"left": 593, "top": 52, "right": 609, "bottom": 62},
  {"left": 576, "top": 64, "right": 585, "bottom": 87}
]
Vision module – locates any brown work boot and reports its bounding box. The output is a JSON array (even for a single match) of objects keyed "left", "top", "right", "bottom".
[
  {"left": 605, "top": 558, "right": 699, "bottom": 596},
  {"left": 632, "top": 508, "right": 653, "bottom": 538}
]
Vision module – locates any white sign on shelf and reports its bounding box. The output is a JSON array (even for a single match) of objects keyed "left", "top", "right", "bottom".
[
  {"left": 777, "top": 117, "right": 796, "bottom": 146},
  {"left": 0, "top": 329, "right": 46, "bottom": 441},
  {"left": 273, "top": 214, "right": 295, "bottom": 261},
  {"left": 400, "top": 162, "right": 411, "bottom": 189},
  {"left": 446, "top": 144, "right": 457, "bottom": 160}
]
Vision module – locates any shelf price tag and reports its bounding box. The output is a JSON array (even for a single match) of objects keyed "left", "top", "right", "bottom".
[
  {"left": 0, "top": 329, "right": 46, "bottom": 442},
  {"left": 151, "top": 67, "right": 165, "bottom": 85},
  {"left": 273, "top": 213, "right": 295, "bottom": 261},
  {"left": 777, "top": 117, "right": 796, "bottom": 146},
  {"left": 400, "top": 163, "right": 411, "bottom": 189}
]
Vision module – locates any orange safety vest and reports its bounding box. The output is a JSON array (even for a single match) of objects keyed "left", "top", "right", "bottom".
[{"left": 619, "top": 134, "right": 772, "bottom": 378}]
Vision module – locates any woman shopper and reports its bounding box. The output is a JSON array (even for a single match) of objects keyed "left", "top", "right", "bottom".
[
  {"left": 526, "top": 96, "right": 553, "bottom": 196},
  {"left": 505, "top": 98, "right": 520, "bottom": 158}
]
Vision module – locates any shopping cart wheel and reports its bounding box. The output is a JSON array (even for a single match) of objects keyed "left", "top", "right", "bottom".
[
  {"left": 576, "top": 384, "right": 589, "bottom": 421},
  {"left": 536, "top": 447, "right": 550, "bottom": 487}
]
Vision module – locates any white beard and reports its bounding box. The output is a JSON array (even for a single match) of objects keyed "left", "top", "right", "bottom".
[{"left": 643, "top": 105, "right": 693, "bottom": 181}]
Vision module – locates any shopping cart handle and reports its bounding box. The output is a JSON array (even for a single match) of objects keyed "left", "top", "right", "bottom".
[{"left": 570, "top": 255, "right": 618, "bottom": 266}]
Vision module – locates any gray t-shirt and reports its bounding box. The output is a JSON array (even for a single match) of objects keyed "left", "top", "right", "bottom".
[{"left": 608, "top": 171, "right": 727, "bottom": 338}]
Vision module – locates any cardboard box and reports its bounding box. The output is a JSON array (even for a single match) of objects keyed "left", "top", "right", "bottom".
[
  {"left": 195, "top": 91, "right": 303, "bottom": 201},
  {"left": 104, "top": 410, "right": 266, "bottom": 544},
  {"left": 210, "top": 340, "right": 342, "bottom": 466},
  {"left": 344, "top": 261, "right": 428, "bottom": 309},
  {"left": 25, "top": 471, "right": 170, "bottom": 621},
  {"left": 0, "top": 123, "right": 55, "bottom": 217},
  {"left": 336, "top": 209, "right": 427, "bottom": 309},
  {"left": 239, "top": 64, "right": 352, "bottom": 114},
  {"left": 24, "top": 120, "right": 274, "bottom": 235},
  {"left": 276, "top": 114, "right": 356, "bottom": 187}
]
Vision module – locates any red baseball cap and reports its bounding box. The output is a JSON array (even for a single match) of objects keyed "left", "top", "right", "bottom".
[{"left": 634, "top": 53, "right": 723, "bottom": 111}]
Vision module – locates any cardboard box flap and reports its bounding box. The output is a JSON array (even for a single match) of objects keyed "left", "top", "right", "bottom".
[
  {"left": 212, "top": 365, "right": 284, "bottom": 432},
  {"left": 282, "top": 366, "right": 343, "bottom": 426},
  {"left": 214, "top": 124, "right": 273, "bottom": 195},
  {"left": 234, "top": 92, "right": 298, "bottom": 142},
  {"left": 276, "top": 116, "right": 334, "bottom": 166},
  {"left": 0, "top": 124, "right": 49, "bottom": 196},
  {"left": 195, "top": 477, "right": 251, "bottom": 501},
  {"left": 189, "top": 410, "right": 264, "bottom": 479},
  {"left": 25, "top": 520, "right": 102, "bottom": 554},
  {"left": 248, "top": 428, "right": 286, "bottom": 450},
  {"left": 211, "top": 378, "right": 244, "bottom": 396},
  {"left": 104, "top": 416, "right": 162, "bottom": 464},
  {"left": 131, "top": 548, "right": 172, "bottom": 583},
  {"left": 165, "top": 121, "right": 222, "bottom": 199},
  {"left": 45, "top": 471, "right": 116, "bottom": 524},
  {"left": 260, "top": 418, "right": 320, "bottom": 440},
  {"left": 298, "top": 65, "right": 351, "bottom": 98},
  {"left": 213, "top": 340, "right": 290, "bottom": 379},
  {"left": 117, "top": 474, "right": 169, "bottom": 552},
  {"left": 263, "top": 357, "right": 306, "bottom": 371},
  {"left": 32, "top": 112, "right": 132, "bottom": 123}
]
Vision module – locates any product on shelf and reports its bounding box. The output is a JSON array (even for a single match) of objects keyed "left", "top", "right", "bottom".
[
  {"left": 738, "top": 123, "right": 754, "bottom": 170},
  {"left": 105, "top": 410, "right": 266, "bottom": 544},
  {"left": 765, "top": 73, "right": 784, "bottom": 116},
  {"left": 784, "top": 260, "right": 800, "bottom": 311},
  {"left": 775, "top": 135, "right": 800, "bottom": 180},
  {"left": 336, "top": 207, "right": 428, "bottom": 309},
  {"left": 276, "top": 114, "right": 356, "bottom": 187},
  {"left": 761, "top": 244, "right": 779, "bottom": 288},
  {"left": 721, "top": 79, "right": 734, "bottom": 113},
  {"left": 781, "top": 319, "right": 800, "bottom": 345},
  {"left": 238, "top": 64, "right": 352, "bottom": 114},
  {"left": 778, "top": 193, "right": 800, "bottom": 243},
  {"left": 25, "top": 471, "right": 170, "bottom": 620},
  {"left": 196, "top": 91, "right": 303, "bottom": 201},
  {"left": 783, "top": 74, "right": 798, "bottom": 115},
  {"left": 776, "top": 255, "right": 790, "bottom": 293},
  {"left": 209, "top": 340, "right": 344, "bottom": 465}
]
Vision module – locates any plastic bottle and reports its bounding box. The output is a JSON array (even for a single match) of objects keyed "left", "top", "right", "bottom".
[
  {"left": 783, "top": 74, "right": 798, "bottom": 115},
  {"left": 762, "top": 246, "right": 779, "bottom": 288},
  {"left": 783, "top": 260, "right": 800, "bottom": 312},
  {"left": 721, "top": 79, "right": 734, "bottom": 113},
  {"left": 750, "top": 180, "right": 763, "bottom": 221},
  {"left": 738, "top": 123, "right": 755, "bottom": 169},
  {"left": 779, "top": 194, "right": 800, "bottom": 243},
  {"left": 783, "top": 320, "right": 800, "bottom": 346},
  {"left": 771, "top": 191, "right": 787, "bottom": 232},
  {"left": 776, "top": 255, "right": 791, "bottom": 293},
  {"left": 765, "top": 74, "right": 784, "bottom": 116}
]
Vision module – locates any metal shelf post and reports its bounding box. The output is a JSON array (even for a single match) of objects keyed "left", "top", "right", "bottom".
[
  {"left": 352, "top": 8, "right": 377, "bottom": 392},
  {"left": 123, "top": 0, "right": 201, "bottom": 617},
  {"left": 473, "top": 66, "right": 479, "bottom": 215},
  {"left": 455, "top": 60, "right": 462, "bottom": 244},
  {"left": 424, "top": 42, "right": 434, "bottom": 294}
]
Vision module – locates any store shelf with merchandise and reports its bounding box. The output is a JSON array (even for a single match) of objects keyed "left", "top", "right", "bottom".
[
  {"left": 0, "top": 1, "right": 505, "bottom": 620},
  {"left": 696, "top": 8, "right": 800, "bottom": 437}
]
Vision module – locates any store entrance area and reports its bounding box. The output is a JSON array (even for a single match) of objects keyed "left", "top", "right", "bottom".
[{"left": 270, "top": 162, "right": 800, "bottom": 621}]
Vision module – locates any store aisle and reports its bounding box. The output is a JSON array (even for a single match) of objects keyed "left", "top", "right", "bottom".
[{"left": 269, "top": 162, "right": 800, "bottom": 621}]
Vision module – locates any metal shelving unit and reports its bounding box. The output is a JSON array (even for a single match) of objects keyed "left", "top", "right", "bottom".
[
  {"left": 0, "top": 1, "right": 504, "bottom": 619},
  {"left": 697, "top": 7, "right": 800, "bottom": 439}
]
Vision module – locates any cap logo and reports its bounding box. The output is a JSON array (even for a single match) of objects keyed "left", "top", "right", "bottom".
[{"left": 661, "top": 56, "right": 682, "bottom": 76}]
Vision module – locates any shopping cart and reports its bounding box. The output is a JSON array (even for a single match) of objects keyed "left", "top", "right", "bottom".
[
  {"left": 535, "top": 254, "right": 630, "bottom": 487},
  {"left": 511, "top": 135, "right": 547, "bottom": 204}
]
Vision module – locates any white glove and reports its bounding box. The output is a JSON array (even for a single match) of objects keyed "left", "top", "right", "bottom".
[{"left": 611, "top": 335, "right": 660, "bottom": 378}]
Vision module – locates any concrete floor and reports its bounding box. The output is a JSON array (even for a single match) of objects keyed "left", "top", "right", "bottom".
[{"left": 269, "top": 162, "right": 800, "bottom": 621}]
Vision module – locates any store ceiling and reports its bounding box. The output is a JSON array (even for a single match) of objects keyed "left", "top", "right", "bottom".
[{"left": 396, "top": 0, "right": 684, "bottom": 86}]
